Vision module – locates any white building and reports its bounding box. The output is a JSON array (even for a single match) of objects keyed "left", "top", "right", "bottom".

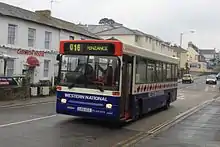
[
  {"left": 0, "top": 2, "right": 100, "bottom": 84},
  {"left": 80, "top": 24, "right": 176, "bottom": 57},
  {"left": 199, "top": 49, "right": 216, "bottom": 62}
]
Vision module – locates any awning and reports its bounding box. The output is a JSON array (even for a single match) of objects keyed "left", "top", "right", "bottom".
[
  {"left": 0, "top": 54, "right": 17, "bottom": 59},
  {"left": 26, "top": 56, "right": 40, "bottom": 67}
]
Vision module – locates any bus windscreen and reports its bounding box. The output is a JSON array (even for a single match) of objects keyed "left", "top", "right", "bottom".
[{"left": 63, "top": 42, "right": 115, "bottom": 55}]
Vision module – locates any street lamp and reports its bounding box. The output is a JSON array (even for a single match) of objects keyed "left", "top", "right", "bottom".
[{"left": 180, "top": 30, "right": 195, "bottom": 47}]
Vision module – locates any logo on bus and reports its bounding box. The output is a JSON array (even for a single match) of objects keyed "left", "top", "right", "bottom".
[{"left": 64, "top": 93, "right": 108, "bottom": 102}]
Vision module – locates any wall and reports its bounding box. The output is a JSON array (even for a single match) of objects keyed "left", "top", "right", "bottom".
[
  {"left": 179, "top": 52, "right": 188, "bottom": 68},
  {"left": 189, "top": 62, "right": 207, "bottom": 72},
  {"left": 203, "top": 54, "right": 214, "bottom": 61},
  {"left": 0, "top": 15, "right": 96, "bottom": 83},
  {"left": 187, "top": 46, "right": 199, "bottom": 62},
  {"left": 0, "top": 47, "right": 57, "bottom": 83},
  {"left": 100, "top": 35, "right": 135, "bottom": 45},
  {"left": 0, "top": 16, "right": 60, "bottom": 51}
]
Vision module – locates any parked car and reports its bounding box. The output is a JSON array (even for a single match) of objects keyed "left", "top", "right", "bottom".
[
  {"left": 206, "top": 75, "right": 217, "bottom": 85},
  {"left": 182, "top": 74, "right": 194, "bottom": 83},
  {"left": 216, "top": 72, "right": 220, "bottom": 80}
]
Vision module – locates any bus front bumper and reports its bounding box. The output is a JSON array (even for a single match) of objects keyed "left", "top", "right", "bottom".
[{"left": 56, "top": 100, "right": 120, "bottom": 121}]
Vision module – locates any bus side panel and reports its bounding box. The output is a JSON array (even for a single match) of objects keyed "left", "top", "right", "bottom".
[
  {"left": 165, "top": 88, "right": 177, "bottom": 103},
  {"left": 132, "top": 88, "right": 177, "bottom": 115}
]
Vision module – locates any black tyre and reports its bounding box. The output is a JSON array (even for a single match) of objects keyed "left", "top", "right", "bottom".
[{"left": 164, "top": 96, "right": 171, "bottom": 110}]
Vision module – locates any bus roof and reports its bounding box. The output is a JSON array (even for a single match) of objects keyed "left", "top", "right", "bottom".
[
  {"left": 59, "top": 40, "right": 179, "bottom": 64},
  {"left": 123, "top": 43, "right": 179, "bottom": 64}
]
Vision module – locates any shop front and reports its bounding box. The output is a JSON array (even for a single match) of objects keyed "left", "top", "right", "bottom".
[{"left": 0, "top": 46, "right": 58, "bottom": 97}]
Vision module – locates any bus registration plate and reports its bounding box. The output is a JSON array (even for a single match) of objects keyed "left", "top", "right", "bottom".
[{"left": 77, "top": 107, "right": 92, "bottom": 113}]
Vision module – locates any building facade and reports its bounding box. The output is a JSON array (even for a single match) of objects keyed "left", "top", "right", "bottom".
[
  {"left": 199, "top": 49, "right": 217, "bottom": 68},
  {"left": 0, "top": 2, "right": 100, "bottom": 84},
  {"left": 199, "top": 49, "right": 216, "bottom": 62},
  {"left": 171, "top": 45, "right": 188, "bottom": 68},
  {"left": 187, "top": 42, "right": 207, "bottom": 72},
  {"left": 80, "top": 24, "right": 176, "bottom": 57}
]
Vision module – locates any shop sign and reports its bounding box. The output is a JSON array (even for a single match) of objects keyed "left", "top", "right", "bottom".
[
  {"left": 17, "top": 49, "right": 44, "bottom": 57},
  {"left": 0, "top": 77, "right": 21, "bottom": 87}
]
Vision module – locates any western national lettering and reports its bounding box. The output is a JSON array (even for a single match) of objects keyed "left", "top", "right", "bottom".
[{"left": 65, "top": 93, "right": 108, "bottom": 102}]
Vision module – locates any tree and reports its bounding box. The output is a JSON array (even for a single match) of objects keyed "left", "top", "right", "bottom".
[
  {"left": 99, "top": 18, "right": 109, "bottom": 24},
  {"left": 98, "top": 18, "right": 115, "bottom": 25},
  {"left": 107, "top": 19, "right": 115, "bottom": 25}
]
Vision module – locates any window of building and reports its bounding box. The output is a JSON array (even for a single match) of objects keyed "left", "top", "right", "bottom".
[
  {"left": 28, "top": 28, "right": 36, "bottom": 47},
  {"left": 69, "top": 36, "right": 74, "bottom": 40},
  {"left": 44, "top": 60, "right": 50, "bottom": 77},
  {"left": 145, "top": 37, "right": 148, "bottom": 42},
  {"left": 135, "top": 35, "right": 139, "bottom": 42},
  {"left": 6, "top": 60, "right": 14, "bottom": 76},
  {"left": 135, "top": 57, "right": 147, "bottom": 83},
  {"left": 8, "top": 24, "right": 17, "bottom": 45},
  {"left": 45, "top": 31, "right": 52, "bottom": 49}
]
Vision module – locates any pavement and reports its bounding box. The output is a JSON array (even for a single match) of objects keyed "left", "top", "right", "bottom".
[
  {"left": 0, "top": 96, "right": 55, "bottom": 108},
  {"left": 135, "top": 100, "right": 220, "bottom": 147},
  {"left": 0, "top": 76, "right": 219, "bottom": 147}
]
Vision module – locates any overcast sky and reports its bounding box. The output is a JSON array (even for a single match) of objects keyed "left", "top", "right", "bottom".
[{"left": 1, "top": 0, "right": 220, "bottom": 50}]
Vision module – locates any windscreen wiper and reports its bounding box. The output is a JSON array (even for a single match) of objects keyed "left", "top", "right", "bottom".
[
  {"left": 97, "top": 85, "right": 104, "bottom": 92},
  {"left": 93, "top": 81, "right": 104, "bottom": 92},
  {"left": 68, "top": 83, "right": 75, "bottom": 89}
]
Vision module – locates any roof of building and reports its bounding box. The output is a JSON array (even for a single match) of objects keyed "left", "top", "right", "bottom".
[
  {"left": 170, "top": 45, "right": 187, "bottom": 53},
  {"left": 85, "top": 24, "right": 163, "bottom": 42},
  {"left": 199, "top": 49, "right": 216, "bottom": 54},
  {"left": 0, "top": 2, "right": 101, "bottom": 39}
]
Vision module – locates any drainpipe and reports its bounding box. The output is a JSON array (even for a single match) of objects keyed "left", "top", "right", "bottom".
[{"left": 3, "top": 59, "right": 7, "bottom": 76}]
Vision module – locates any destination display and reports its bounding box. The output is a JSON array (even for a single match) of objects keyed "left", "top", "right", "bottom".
[{"left": 63, "top": 42, "right": 115, "bottom": 55}]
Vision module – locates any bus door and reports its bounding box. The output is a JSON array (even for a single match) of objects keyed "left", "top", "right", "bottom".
[{"left": 120, "top": 55, "right": 133, "bottom": 119}]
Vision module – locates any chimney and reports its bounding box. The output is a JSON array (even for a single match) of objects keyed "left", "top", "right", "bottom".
[{"left": 35, "top": 10, "right": 51, "bottom": 17}]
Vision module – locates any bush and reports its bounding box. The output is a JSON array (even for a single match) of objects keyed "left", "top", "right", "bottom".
[{"left": 49, "top": 86, "right": 56, "bottom": 95}]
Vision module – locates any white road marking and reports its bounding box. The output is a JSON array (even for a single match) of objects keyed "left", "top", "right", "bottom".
[
  {"left": 0, "top": 101, "right": 55, "bottom": 109},
  {"left": 0, "top": 114, "right": 56, "bottom": 128},
  {"left": 205, "top": 86, "right": 209, "bottom": 92},
  {"left": 177, "top": 96, "right": 185, "bottom": 100}
]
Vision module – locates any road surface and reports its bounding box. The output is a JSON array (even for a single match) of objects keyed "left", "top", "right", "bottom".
[
  {"left": 135, "top": 100, "right": 220, "bottom": 147},
  {"left": 0, "top": 76, "right": 219, "bottom": 147}
]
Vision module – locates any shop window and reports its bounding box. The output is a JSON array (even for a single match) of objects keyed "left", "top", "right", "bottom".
[{"left": 7, "top": 60, "right": 14, "bottom": 76}]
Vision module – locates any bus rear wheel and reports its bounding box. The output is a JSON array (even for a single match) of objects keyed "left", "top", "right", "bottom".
[{"left": 164, "top": 95, "right": 171, "bottom": 110}]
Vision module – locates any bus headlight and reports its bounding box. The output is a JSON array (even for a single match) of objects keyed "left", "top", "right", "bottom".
[
  {"left": 61, "top": 98, "right": 67, "bottom": 104},
  {"left": 106, "top": 103, "right": 112, "bottom": 109}
]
